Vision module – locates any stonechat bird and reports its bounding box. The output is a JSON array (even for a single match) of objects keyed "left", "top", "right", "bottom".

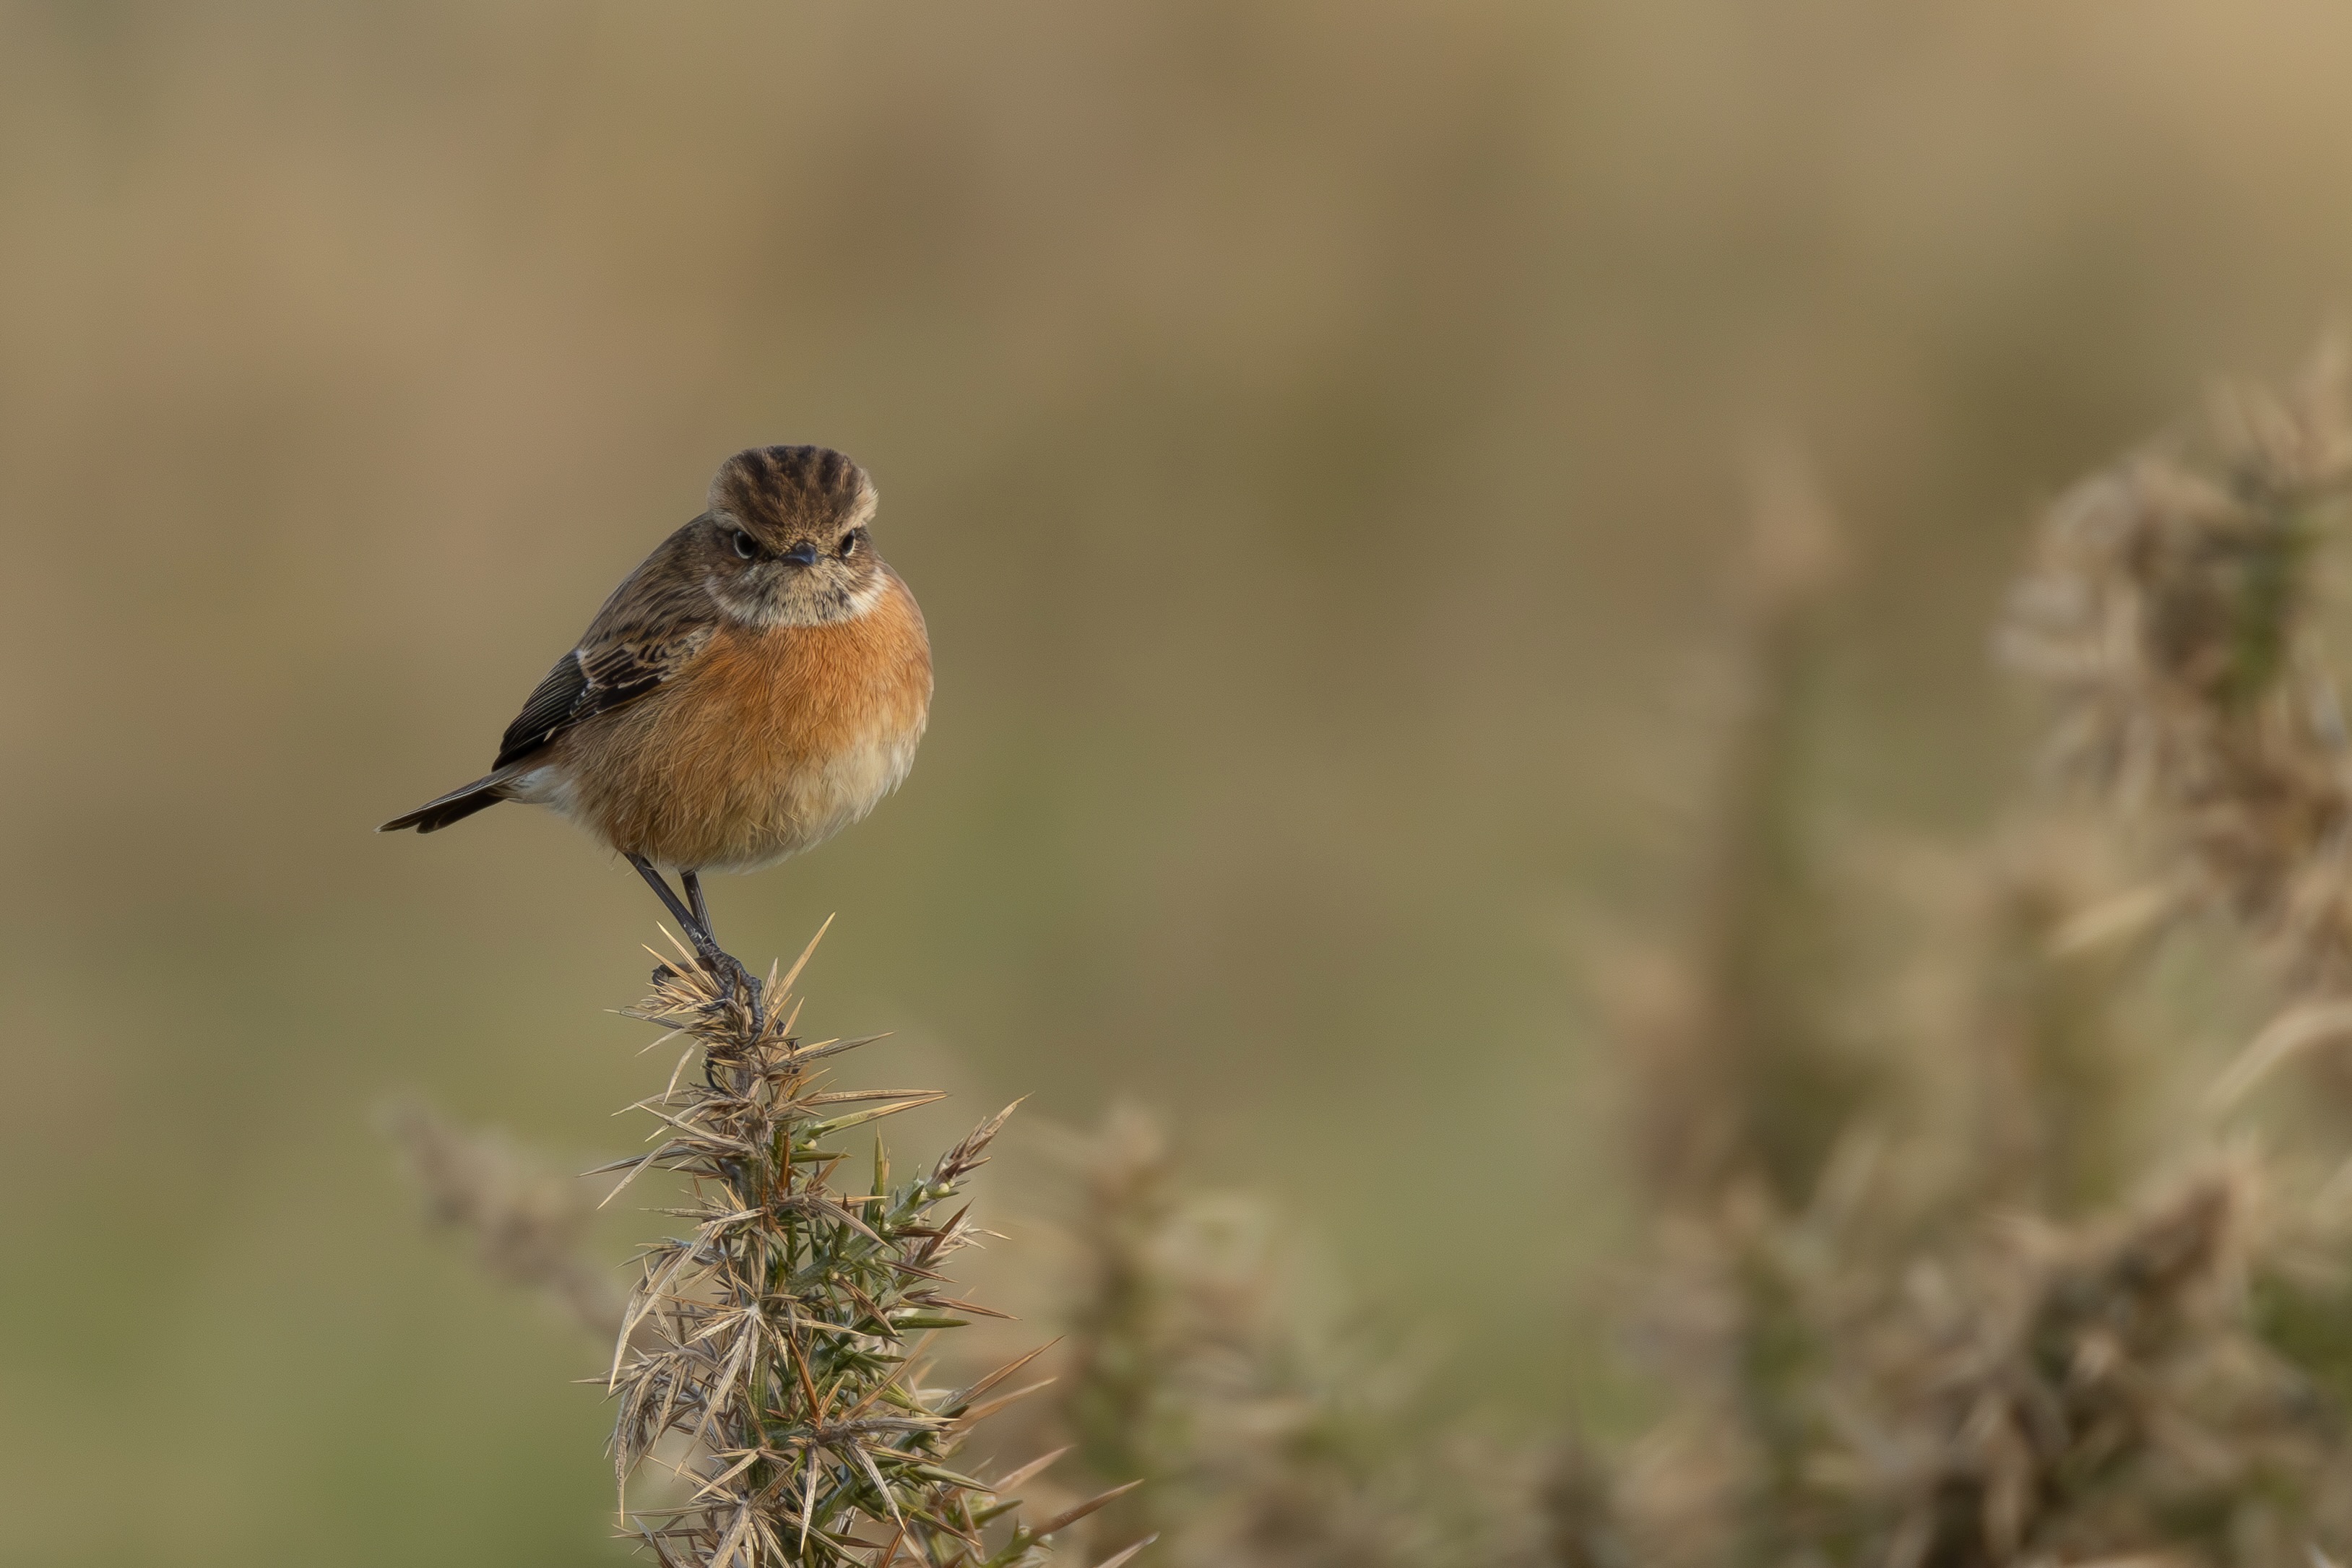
[{"left": 380, "top": 446, "right": 932, "bottom": 979}]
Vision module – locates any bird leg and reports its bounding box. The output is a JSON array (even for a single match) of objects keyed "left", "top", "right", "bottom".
[
  {"left": 679, "top": 869, "right": 758, "bottom": 1005},
  {"left": 628, "top": 855, "right": 756, "bottom": 1005},
  {"left": 628, "top": 852, "right": 699, "bottom": 935}
]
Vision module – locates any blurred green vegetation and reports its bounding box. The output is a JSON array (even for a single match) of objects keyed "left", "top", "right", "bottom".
[{"left": 12, "top": 1, "right": 2352, "bottom": 1562}]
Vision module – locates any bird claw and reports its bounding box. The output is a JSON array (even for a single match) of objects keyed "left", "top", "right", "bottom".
[{"left": 696, "top": 946, "right": 762, "bottom": 1016}]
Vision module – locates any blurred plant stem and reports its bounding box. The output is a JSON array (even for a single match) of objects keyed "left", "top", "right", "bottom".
[
  {"left": 382, "top": 1096, "right": 629, "bottom": 1341},
  {"left": 1641, "top": 439, "right": 1865, "bottom": 1213},
  {"left": 1039, "top": 1104, "right": 1520, "bottom": 1568},
  {"left": 1964, "top": 828, "right": 2140, "bottom": 1218}
]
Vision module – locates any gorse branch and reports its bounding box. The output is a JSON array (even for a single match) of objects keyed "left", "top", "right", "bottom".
[{"left": 603, "top": 931, "right": 1146, "bottom": 1568}]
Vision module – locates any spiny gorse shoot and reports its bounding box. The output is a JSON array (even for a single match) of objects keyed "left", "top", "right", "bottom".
[{"left": 600, "top": 930, "right": 1149, "bottom": 1568}]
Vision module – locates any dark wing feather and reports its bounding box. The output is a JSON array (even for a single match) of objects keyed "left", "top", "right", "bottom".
[{"left": 496, "top": 652, "right": 589, "bottom": 768}]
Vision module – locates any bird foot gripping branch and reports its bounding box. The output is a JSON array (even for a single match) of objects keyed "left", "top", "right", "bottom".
[{"left": 637, "top": 872, "right": 769, "bottom": 1016}]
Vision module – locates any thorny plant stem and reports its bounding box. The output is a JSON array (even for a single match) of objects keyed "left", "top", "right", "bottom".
[{"left": 602, "top": 923, "right": 1147, "bottom": 1568}]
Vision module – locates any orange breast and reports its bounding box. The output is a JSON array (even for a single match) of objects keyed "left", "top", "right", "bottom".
[{"left": 555, "top": 575, "right": 933, "bottom": 870}]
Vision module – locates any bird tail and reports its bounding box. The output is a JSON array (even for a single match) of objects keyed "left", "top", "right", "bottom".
[{"left": 378, "top": 771, "right": 516, "bottom": 834}]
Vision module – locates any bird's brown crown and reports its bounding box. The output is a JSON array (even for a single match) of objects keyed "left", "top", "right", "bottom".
[
  {"left": 711, "top": 446, "right": 876, "bottom": 537},
  {"left": 701, "top": 446, "right": 890, "bottom": 628}
]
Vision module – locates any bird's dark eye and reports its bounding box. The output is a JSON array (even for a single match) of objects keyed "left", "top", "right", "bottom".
[
  {"left": 730, "top": 529, "right": 758, "bottom": 560},
  {"left": 838, "top": 531, "right": 859, "bottom": 558}
]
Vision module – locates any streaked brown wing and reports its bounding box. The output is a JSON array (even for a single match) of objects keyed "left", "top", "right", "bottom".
[{"left": 490, "top": 521, "right": 719, "bottom": 769}]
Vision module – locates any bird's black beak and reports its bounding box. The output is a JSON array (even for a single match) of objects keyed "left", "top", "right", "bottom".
[{"left": 781, "top": 541, "right": 821, "bottom": 567}]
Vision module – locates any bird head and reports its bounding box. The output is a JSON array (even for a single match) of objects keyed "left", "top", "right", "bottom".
[{"left": 702, "top": 446, "right": 890, "bottom": 627}]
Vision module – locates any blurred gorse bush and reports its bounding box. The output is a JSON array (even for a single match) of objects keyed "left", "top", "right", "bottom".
[{"left": 1591, "top": 341, "right": 2352, "bottom": 1568}]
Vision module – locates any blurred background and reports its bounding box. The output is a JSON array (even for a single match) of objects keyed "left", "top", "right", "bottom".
[{"left": 9, "top": 1, "right": 2352, "bottom": 1561}]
